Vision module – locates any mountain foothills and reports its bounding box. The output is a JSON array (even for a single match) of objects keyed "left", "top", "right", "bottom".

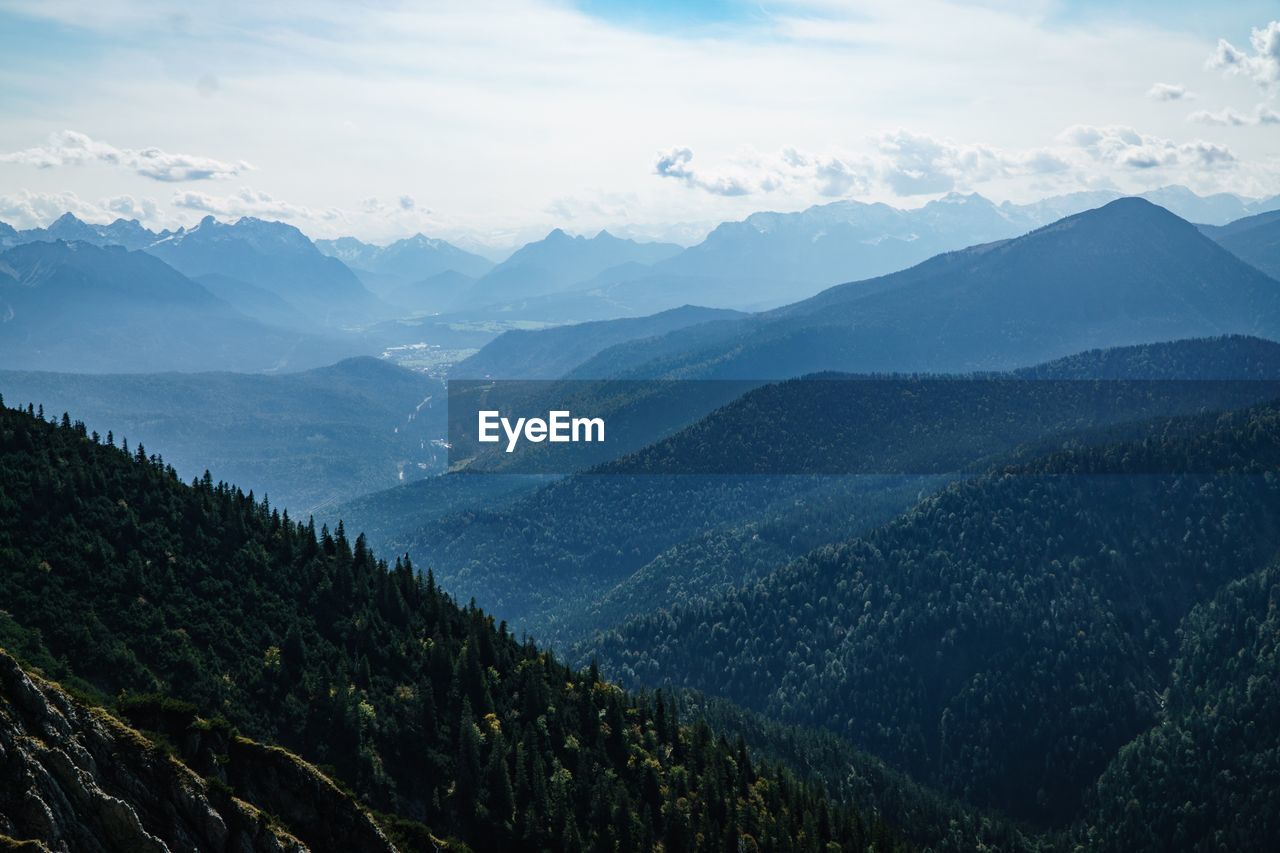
[
  {"left": 339, "top": 336, "right": 1280, "bottom": 648},
  {"left": 0, "top": 401, "right": 911, "bottom": 852}
]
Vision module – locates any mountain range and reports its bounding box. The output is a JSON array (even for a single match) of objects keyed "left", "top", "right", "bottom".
[
  {"left": 5, "top": 183, "right": 1280, "bottom": 337},
  {"left": 460, "top": 229, "right": 683, "bottom": 308},
  {"left": 316, "top": 234, "right": 494, "bottom": 314},
  {"left": 0, "top": 240, "right": 352, "bottom": 373},
  {"left": 431, "top": 185, "right": 1280, "bottom": 322},
  {"left": 565, "top": 198, "right": 1280, "bottom": 381},
  {"left": 146, "top": 216, "right": 394, "bottom": 327}
]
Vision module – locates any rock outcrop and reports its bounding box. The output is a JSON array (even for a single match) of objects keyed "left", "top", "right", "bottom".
[{"left": 0, "top": 650, "right": 396, "bottom": 853}]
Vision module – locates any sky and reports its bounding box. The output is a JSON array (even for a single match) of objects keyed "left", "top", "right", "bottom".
[{"left": 1, "top": 0, "right": 1279, "bottom": 251}]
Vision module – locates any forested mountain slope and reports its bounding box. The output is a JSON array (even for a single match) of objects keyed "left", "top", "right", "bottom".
[
  {"left": 0, "top": 398, "right": 904, "bottom": 852},
  {"left": 1079, "top": 560, "right": 1280, "bottom": 851},
  {"left": 353, "top": 337, "right": 1280, "bottom": 645},
  {"left": 586, "top": 401, "right": 1280, "bottom": 828}
]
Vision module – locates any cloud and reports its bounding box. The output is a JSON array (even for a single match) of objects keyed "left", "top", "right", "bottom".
[
  {"left": 653, "top": 129, "right": 1232, "bottom": 202},
  {"left": 1208, "top": 21, "right": 1280, "bottom": 89},
  {"left": 655, "top": 146, "right": 871, "bottom": 199},
  {"left": 171, "top": 187, "right": 343, "bottom": 221},
  {"left": 874, "top": 130, "right": 1067, "bottom": 196},
  {"left": 355, "top": 195, "right": 433, "bottom": 219},
  {"left": 1061, "top": 124, "right": 1236, "bottom": 171},
  {"left": 0, "top": 189, "right": 163, "bottom": 229},
  {"left": 1188, "top": 104, "right": 1280, "bottom": 126},
  {"left": 544, "top": 191, "right": 638, "bottom": 222},
  {"left": 105, "top": 194, "right": 161, "bottom": 220},
  {"left": 0, "top": 130, "right": 250, "bottom": 181},
  {"left": 1147, "top": 82, "right": 1191, "bottom": 101},
  {"left": 655, "top": 148, "right": 753, "bottom": 197}
]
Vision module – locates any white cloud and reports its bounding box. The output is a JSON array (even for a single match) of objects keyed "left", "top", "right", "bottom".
[
  {"left": 655, "top": 148, "right": 753, "bottom": 197},
  {"left": 876, "top": 130, "right": 1017, "bottom": 195},
  {"left": 0, "top": 189, "right": 163, "bottom": 229},
  {"left": 655, "top": 124, "right": 1240, "bottom": 201},
  {"left": 171, "top": 187, "right": 343, "bottom": 221},
  {"left": 1208, "top": 21, "right": 1280, "bottom": 89},
  {"left": 1188, "top": 104, "right": 1280, "bottom": 126},
  {"left": 1060, "top": 125, "right": 1236, "bottom": 171},
  {"left": 655, "top": 146, "right": 871, "bottom": 198},
  {"left": 1147, "top": 83, "right": 1191, "bottom": 101},
  {"left": 0, "top": 130, "right": 251, "bottom": 182},
  {"left": 105, "top": 194, "right": 161, "bottom": 220}
]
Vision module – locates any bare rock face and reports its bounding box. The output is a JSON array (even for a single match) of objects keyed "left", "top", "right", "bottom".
[{"left": 0, "top": 651, "right": 396, "bottom": 853}]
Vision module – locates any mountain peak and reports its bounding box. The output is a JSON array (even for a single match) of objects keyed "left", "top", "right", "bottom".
[
  {"left": 934, "top": 191, "right": 991, "bottom": 206},
  {"left": 1075, "top": 195, "right": 1181, "bottom": 225}
]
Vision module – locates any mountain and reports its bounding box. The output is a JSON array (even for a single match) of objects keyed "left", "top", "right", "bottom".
[
  {"left": 0, "top": 649, "right": 397, "bottom": 852},
  {"left": 377, "top": 269, "right": 477, "bottom": 315},
  {"left": 194, "top": 271, "right": 313, "bottom": 330},
  {"left": 1200, "top": 208, "right": 1280, "bottom": 281},
  {"left": 464, "top": 229, "right": 683, "bottom": 307},
  {"left": 571, "top": 198, "right": 1280, "bottom": 381},
  {"left": 316, "top": 234, "right": 494, "bottom": 297},
  {"left": 585, "top": 399, "right": 1280, "bottom": 828},
  {"left": 655, "top": 193, "right": 1023, "bottom": 292},
  {"left": 468, "top": 185, "right": 1280, "bottom": 324},
  {"left": 0, "top": 240, "right": 349, "bottom": 373},
  {"left": 0, "top": 356, "right": 445, "bottom": 514},
  {"left": 452, "top": 305, "right": 745, "bottom": 379},
  {"left": 0, "top": 398, "right": 907, "bottom": 852},
  {"left": 146, "top": 216, "right": 391, "bottom": 326}
]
